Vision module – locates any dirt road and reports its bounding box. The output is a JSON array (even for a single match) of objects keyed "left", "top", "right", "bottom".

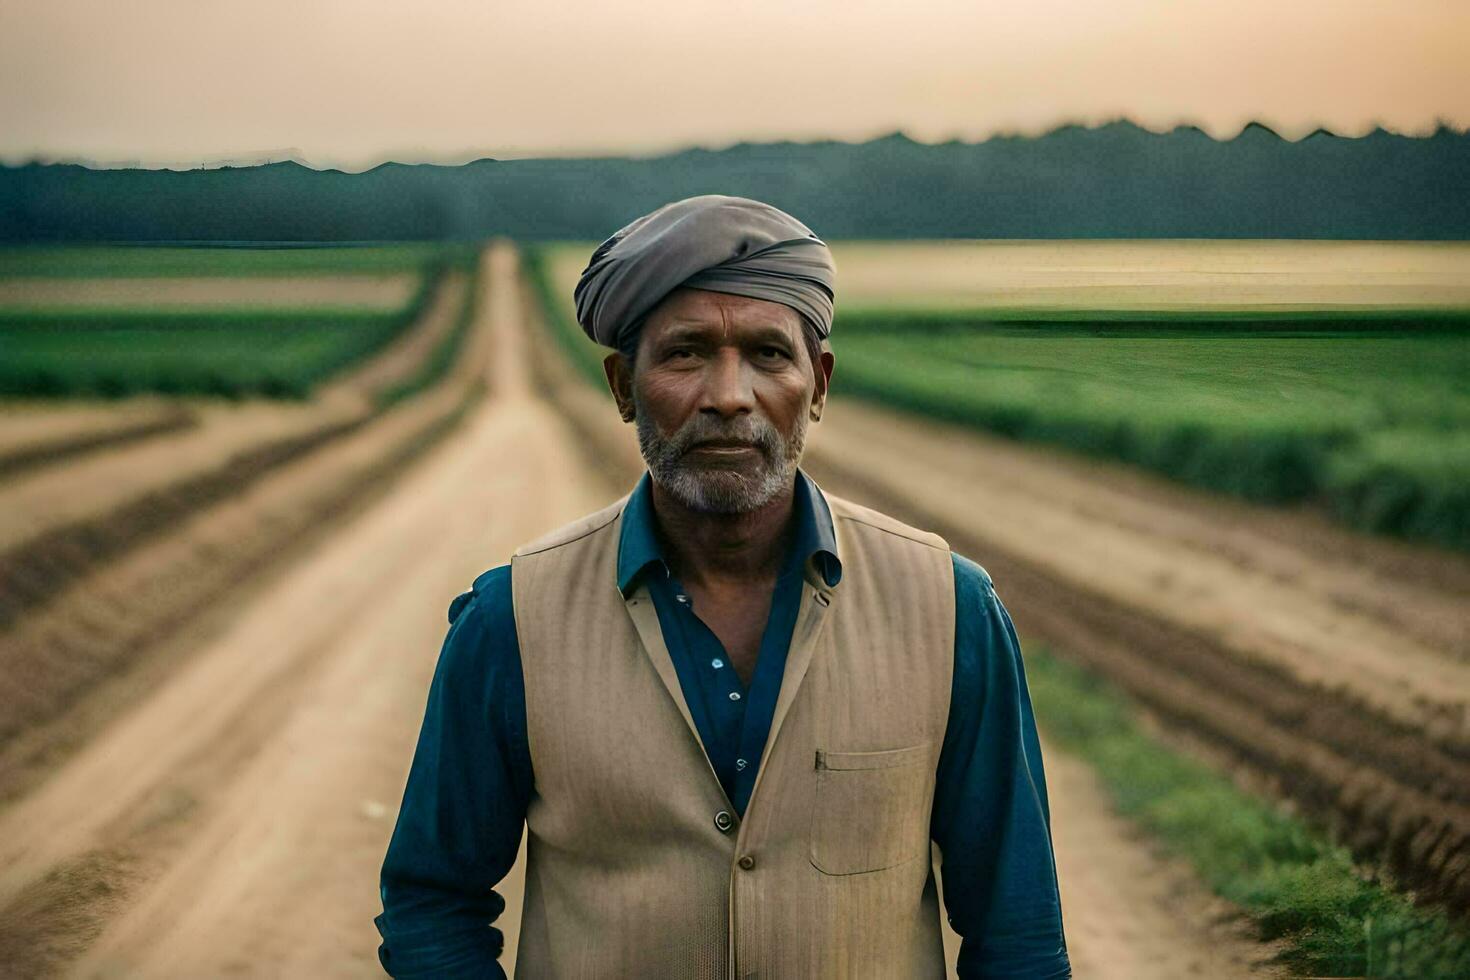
[{"left": 0, "top": 243, "right": 1282, "bottom": 978}]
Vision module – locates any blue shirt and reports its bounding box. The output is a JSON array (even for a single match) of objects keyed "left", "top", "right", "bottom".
[{"left": 375, "top": 470, "right": 1070, "bottom": 979}]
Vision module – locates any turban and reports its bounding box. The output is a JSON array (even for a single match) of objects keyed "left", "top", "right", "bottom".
[{"left": 573, "top": 195, "right": 836, "bottom": 351}]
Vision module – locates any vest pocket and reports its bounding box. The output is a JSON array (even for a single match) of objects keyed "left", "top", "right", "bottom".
[{"left": 809, "top": 742, "right": 933, "bottom": 876}]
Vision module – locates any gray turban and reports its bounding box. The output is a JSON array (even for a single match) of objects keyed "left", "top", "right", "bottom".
[{"left": 573, "top": 195, "right": 836, "bottom": 351}]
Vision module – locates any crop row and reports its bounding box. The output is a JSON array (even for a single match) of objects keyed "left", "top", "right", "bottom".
[{"left": 0, "top": 247, "right": 480, "bottom": 399}]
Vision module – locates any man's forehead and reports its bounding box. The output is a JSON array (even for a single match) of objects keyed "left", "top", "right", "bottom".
[
  {"left": 644, "top": 288, "right": 801, "bottom": 334},
  {"left": 649, "top": 322, "right": 799, "bottom": 351}
]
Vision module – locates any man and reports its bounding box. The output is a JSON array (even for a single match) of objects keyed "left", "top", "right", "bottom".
[{"left": 375, "top": 195, "right": 1070, "bottom": 978}]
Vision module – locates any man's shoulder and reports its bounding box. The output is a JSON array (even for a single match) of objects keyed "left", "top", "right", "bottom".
[
  {"left": 819, "top": 490, "right": 995, "bottom": 592},
  {"left": 950, "top": 551, "right": 995, "bottom": 595},
  {"left": 448, "top": 563, "right": 513, "bottom": 627},
  {"left": 511, "top": 495, "right": 629, "bottom": 559},
  {"left": 823, "top": 491, "right": 951, "bottom": 554}
]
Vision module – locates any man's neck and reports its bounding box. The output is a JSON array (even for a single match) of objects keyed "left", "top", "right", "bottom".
[{"left": 648, "top": 476, "right": 797, "bottom": 589}]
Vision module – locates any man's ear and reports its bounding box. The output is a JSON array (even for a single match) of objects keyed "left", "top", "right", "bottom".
[
  {"left": 604, "top": 352, "right": 636, "bottom": 423},
  {"left": 809, "top": 349, "right": 834, "bottom": 422}
]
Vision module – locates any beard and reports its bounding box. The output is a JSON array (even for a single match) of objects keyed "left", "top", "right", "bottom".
[{"left": 634, "top": 396, "right": 808, "bottom": 515}]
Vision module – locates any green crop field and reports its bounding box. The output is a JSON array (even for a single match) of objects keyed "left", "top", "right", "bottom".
[
  {"left": 832, "top": 319, "right": 1470, "bottom": 550},
  {"left": 528, "top": 241, "right": 1470, "bottom": 552},
  {"left": 0, "top": 306, "right": 422, "bottom": 400},
  {"left": 0, "top": 244, "right": 480, "bottom": 399}
]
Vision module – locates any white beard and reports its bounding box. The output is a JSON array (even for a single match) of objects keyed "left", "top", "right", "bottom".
[{"left": 634, "top": 395, "right": 809, "bottom": 514}]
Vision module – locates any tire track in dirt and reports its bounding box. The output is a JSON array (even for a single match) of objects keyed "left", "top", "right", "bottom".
[
  {"left": 0, "top": 399, "right": 197, "bottom": 482},
  {"left": 0, "top": 399, "right": 345, "bottom": 560}
]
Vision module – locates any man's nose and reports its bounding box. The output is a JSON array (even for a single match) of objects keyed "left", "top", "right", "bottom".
[{"left": 700, "top": 349, "right": 755, "bottom": 417}]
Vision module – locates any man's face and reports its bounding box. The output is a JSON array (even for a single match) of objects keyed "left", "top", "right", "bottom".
[{"left": 605, "top": 287, "right": 833, "bottom": 515}]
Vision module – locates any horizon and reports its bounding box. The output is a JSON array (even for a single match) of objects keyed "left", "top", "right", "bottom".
[
  {"left": 3, "top": 0, "right": 1465, "bottom": 172},
  {"left": 9, "top": 116, "right": 1468, "bottom": 176}
]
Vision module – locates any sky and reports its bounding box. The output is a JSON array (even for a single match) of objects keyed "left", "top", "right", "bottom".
[{"left": 1, "top": 0, "right": 1466, "bottom": 170}]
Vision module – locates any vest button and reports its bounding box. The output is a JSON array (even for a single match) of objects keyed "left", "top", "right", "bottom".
[
  {"left": 738, "top": 854, "right": 755, "bottom": 870},
  {"left": 714, "top": 810, "right": 734, "bottom": 833}
]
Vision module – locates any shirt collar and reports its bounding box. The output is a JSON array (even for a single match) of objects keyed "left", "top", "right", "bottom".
[{"left": 616, "top": 467, "right": 842, "bottom": 598}]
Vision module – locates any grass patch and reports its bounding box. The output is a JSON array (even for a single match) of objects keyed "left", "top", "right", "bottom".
[
  {"left": 1325, "top": 429, "right": 1470, "bottom": 552},
  {"left": 375, "top": 262, "right": 481, "bottom": 409},
  {"left": 521, "top": 244, "right": 610, "bottom": 390},
  {"left": 1025, "top": 645, "right": 1470, "bottom": 978}
]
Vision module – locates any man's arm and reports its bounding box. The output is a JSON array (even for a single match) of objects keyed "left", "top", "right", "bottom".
[
  {"left": 375, "top": 565, "right": 532, "bottom": 979},
  {"left": 931, "top": 553, "right": 1071, "bottom": 979}
]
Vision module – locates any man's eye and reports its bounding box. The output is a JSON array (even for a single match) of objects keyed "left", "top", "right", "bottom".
[{"left": 759, "top": 347, "right": 790, "bottom": 359}]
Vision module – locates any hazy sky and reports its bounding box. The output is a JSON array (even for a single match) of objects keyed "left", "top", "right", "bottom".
[{"left": 2, "top": 0, "right": 1465, "bottom": 170}]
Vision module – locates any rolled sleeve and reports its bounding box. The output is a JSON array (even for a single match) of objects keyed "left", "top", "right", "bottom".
[
  {"left": 931, "top": 553, "right": 1070, "bottom": 979},
  {"left": 374, "top": 566, "right": 531, "bottom": 978}
]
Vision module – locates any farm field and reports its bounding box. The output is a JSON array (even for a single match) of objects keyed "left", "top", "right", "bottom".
[
  {"left": 833, "top": 326, "right": 1470, "bottom": 548},
  {"left": 535, "top": 241, "right": 1470, "bottom": 552},
  {"left": 0, "top": 243, "right": 489, "bottom": 803},
  {"left": 0, "top": 263, "right": 477, "bottom": 636},
  {"left": 0, "top": 239, "right": 1465, "bottom": 977},
  {"left": 0, "top": 244, "right": 479, "bottom": 399},
  {"left": 0, "top": 242, "right": 1338, "bottom": 979},
  {"left": 824, "top": 239, "right": 1470, "bottom": 311}
]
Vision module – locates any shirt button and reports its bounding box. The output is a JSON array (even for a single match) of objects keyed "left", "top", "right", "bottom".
[
  {"left": 714, "top": 810, "right": 734, "bottom": 833},
  {"left": 735, "top": 758, "right": 748, "bottom": 771},
  {"left": 676, "top": 594, "right": 689, "bottom": 604},
  {"left": 729, "top": 691, "right": 741, "bottom": 701},
  {"left": 738, "top": 854, "right": 755, "bottom": 870},
  {"left": 711, "top": 658, "right": 724, "bottom": 669}
]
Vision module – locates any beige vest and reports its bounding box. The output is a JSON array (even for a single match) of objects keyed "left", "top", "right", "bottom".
[{"left": 509, "top": 482, "right": 956, "bottom": 979}]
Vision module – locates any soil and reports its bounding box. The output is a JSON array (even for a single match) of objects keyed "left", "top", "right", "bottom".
[{"left": 0, "top": 399, "right": 196, "bottom": 481}]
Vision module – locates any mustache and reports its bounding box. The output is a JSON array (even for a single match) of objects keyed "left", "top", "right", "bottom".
[{"left": 666, "top": 415, "right": 781, "bottom": 459}]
